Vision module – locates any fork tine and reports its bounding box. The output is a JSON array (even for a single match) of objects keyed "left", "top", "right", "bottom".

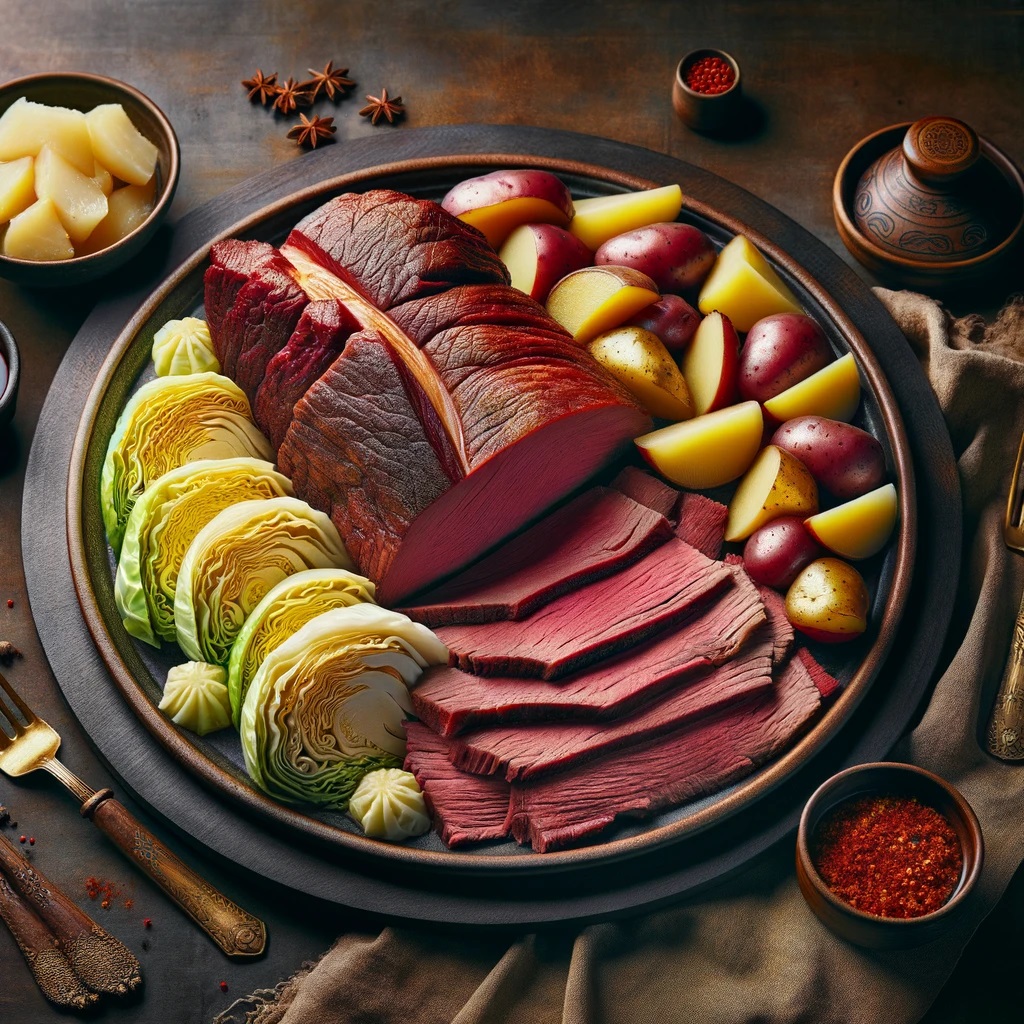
[
  {"left": 1006, "top": 432, "right": 1024, "bottom": 534},
  {"left": 0, "top": 670, "right": 34, "bottom": 726}
]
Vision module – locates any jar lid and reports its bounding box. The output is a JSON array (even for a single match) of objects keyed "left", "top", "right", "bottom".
[{"left": 853, "top": 116, "right": 1012, "bottom": 263}]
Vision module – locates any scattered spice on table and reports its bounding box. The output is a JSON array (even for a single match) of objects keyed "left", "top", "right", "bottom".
[
  {"left": 302, "top": 61, "right": 354, "bottom": 101},
  {"left": 0, "top": 640, "right": 22, "bottom": 664},
  {"left": 684, "top": 55, "right": 736, "bottom": 95},
  {"left": 241, "top": 69, "right": 279, "bottom": 106},
  {"left": 811, "top": 794, "right": 963, "bottom": 918},
  {"left": 360, "top": 87, "right": 405, "bottom": 125},
  {"left": 273, "top": 76, "right": 313, "bottom": 115},
  {"left": 85, "top": 875, "right": 124, "bottom": 910},
  {"left": 19, "top": 834, "right": 26, "bottom": 844},
  {"left": 219, "top": 980, "right": 229, "bottom": 993},
  {"left": 287, "top": 113, "right": 337, "bottom": 149},
  {"left": 143, "top": 917, "right": 152, "bottom": 929},
  {"left": 6, "top": 598, "right": 13, "bottom": 608}
]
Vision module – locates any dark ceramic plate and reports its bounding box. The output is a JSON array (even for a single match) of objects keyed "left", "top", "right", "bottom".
[{"left": 24, "top": 126, "right": 958, "bottom": 926}]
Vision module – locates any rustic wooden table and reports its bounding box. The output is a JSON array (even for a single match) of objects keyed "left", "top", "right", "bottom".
[{"left": 1, "top": 2, "right": 1021, "bottom": 1020}]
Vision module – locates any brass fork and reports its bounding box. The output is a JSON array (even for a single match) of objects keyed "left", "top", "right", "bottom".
[
  {"left": 987, "top": 432, "right": 1024, "bottom": 760},
  {"left": 0, "top": 670, "right": 266, "bottom": 958}
]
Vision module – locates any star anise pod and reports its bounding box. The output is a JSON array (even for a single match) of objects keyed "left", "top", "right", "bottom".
[
  {"left": 273, "top": 76, "right": 313, "bottom": 115},
  {"left": 302, "top": 61, "right": 355, "bottom": 102},
  {"left": 287, "top": 113, "right": 337, "bottom": 149},
  {"left": 241, "top": 69, "right": 279, "bottom": 106},
  {"left": 359, "top": 87, "right": 405, "bottom": 126}
]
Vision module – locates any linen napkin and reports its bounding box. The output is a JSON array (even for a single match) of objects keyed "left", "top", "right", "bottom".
[{"left": 217, "top": 288, "right": 1024, "bottom": 1024}]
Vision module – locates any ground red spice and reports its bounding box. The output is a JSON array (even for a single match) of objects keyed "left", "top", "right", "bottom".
[
  {"left": 684, "top": 55, "right": 736, "bottom": 95},
  {"left": 85, "top": 875, "right": 123, "bottom": 910},
  {"left": 811, "top": 794, "right": 962, "bottom": 918}
]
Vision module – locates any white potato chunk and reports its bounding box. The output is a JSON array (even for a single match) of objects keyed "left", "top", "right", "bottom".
[
  {"left": 0, "top": 97, "right": 94, "bottom": 174},
  {"left": 34, "top": 145, "right": 109, "bottom": 242},
  {"left": 92, "top": 160, "right": 114, "bottom": 196},
  {"left": 0, "top": 156, "right": 35, "bottom": 223},
  {"left": 78, "top": 178, "right": 156, "bottom": 254},
  {"left": 2, "top": 197, "right": 75, "bottom": 261},
  {"left": 86, "top": 104, "right": 158, "bottom": 186}
]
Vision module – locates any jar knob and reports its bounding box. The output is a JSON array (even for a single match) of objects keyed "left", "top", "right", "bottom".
[{"left": 902, "top": 116, "right": 980, "bottom": 186}]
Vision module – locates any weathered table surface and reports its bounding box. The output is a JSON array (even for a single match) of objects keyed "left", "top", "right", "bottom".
[{"left": 1, "top": 2, "right": 1021, "bottom": 1020}]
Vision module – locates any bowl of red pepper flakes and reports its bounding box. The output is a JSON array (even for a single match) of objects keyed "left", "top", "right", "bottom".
[
  {"left": 795, "top": 762, "right": 983, "bottom": 949},
  {"left": 672, "top": 48, "right": 742, "bottom": 134}
]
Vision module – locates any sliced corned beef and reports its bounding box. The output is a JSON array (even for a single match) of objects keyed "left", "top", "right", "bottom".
[
  {"left": 448, "top": 623, "right": 775, "bottom": 781},
  {"left": 675, "top": 492, "right": 728, "bottom": 559},
  {"left": 398, "top": 487, "right": 673, "bottom": 626},
  {"left": 610, "top": 465, "right": 679, "bottom": 522},
  {"left": 253, "top": 299, "right": 361, "bottom": 449},
  {"left": 403, "top": 720, "right": 510, "bottom": 847},
  {"left": 204, "top": 240, "right": 308, "bottom": 397},
  {"left": 723, "top": 554, "right": 795, "bottom": 666},
  {"left": 411, "top": 566, "right": 766, "bottom": 736},
  {"left": 435, "top": 538, "right": 731, "bottom": 680},
  {"left": 797, "top": 646, "right": 841, "bottom": 699},
  {"left": 505, "top": 649, "right": 824, "bottom": 852},
  {"left": 267, "top": 192, "right": 651, "bottom": 603}
]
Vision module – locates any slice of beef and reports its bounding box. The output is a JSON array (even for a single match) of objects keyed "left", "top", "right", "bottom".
[
  {"left": 449, "top": 624, "right": 775, "bottom": 781},
  {"left": 610, "top": 466, "right": 680, "bottom": 522},
  {"left": 253, "top": 299, "right": 362, "bottom": 450},
  {"left": 674, "top": 492, "right": 728, "bottom": 559},
  {"left": 796, "top": 646, "right": 841, "bottom": 699},
  {"left": 403, "top": 720, "right": 511, "bottom": 847},
  {"left": 398, "top": 488, "right": 672, "bottom": 627},
  {"left": 435, "top": 538, "right": 731, "bottom": 680},
  {"left": 723, "top": 554, "right": 795, "bottom": 666},
  {"left": 506, "top": 649, "right": 823, "bottom": 852},
  {"left": 204, "top": 240, "right": 309, "bottom": 394},
  {"left": 411, "top": 565, "right": 766, "bottom": 736}
]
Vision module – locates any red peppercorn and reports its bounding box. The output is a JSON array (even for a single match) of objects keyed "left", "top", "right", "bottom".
[
  {"left": 6, "top": 599, "right": 13, "bottom": 609},
  {"left": 18, "top": 835, "right": 26, "bottom": 844},
  {"left": 28, "top": 837, "right": 34, "bottom": 846},
  {"left": 219, "top": 981, "right": 229, "bottom": 993},
  {"left": 684, "top": 55, "right": 737, "bottom": 96},
  {"left": 143, "top": 917, "right": 152, "bottom": 929}
]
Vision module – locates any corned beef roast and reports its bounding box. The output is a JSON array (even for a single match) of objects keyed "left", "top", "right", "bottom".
[{"left": 204, "top": 190, "right": 651, "bottom": 602}]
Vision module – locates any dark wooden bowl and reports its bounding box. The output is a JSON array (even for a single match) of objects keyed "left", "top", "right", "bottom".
[
  {"left": 833, "top": 121, "right": 1024, "bottom": 292},
  {"left": 672, "top": 49, "right": 743, "bottom": 135},
  {"left": 796, "top": 762, "right": 983, "bottom": 949},
  {"left": 0, "top": 319, "right": 19, "bottom": 429},
  {"left": 0, "top": 72, "right": 179, "bottom": 288}
]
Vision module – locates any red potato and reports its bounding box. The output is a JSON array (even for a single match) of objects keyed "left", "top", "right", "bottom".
[
  {"left": 440, "top": 168, "right": 575, "bottom": 249},
  {"left": 785, "top": 557, "right": 870, "bottom": 643},
  {"left": 593, "top": 222, "right": 716, "bottom": 295},
  {"left": 737, "top": 313, "right": 832, "bottom": 404},
  {"left": 498, "top": 223, "right": 592, "bottom": 303},
  {"left": 681, "top": 310, "right": 740, "bottom": 415},
  {"left": 769, "top": 415, "right": 886, "bottom": 500},
  {"left": 742, "top": 516, "right": 823, "bottom": 589},
  {"left": 627, "top": 293, "right": 701, "bottom": 351}
]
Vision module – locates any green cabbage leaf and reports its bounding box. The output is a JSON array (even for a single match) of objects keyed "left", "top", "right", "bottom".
[
  {"left": 100, "top": 372, "right": 274, "bottom": 554},
  {"left": 239, "top": 604, "right": 448, "bottom": 810},
  {"left": 151, "top": 317, "right": 220, "bottom": 376},
  {"left": 115, "top": 458, "right": 293, "bottom": 648},
  {"left": 174, "top": 496, "right": 352, "bottom": 666},
  {"left": 226, "top": 567, "right": 377, "bottom": 727}
]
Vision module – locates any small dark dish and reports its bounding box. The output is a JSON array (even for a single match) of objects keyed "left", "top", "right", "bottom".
[
  {"left": 796, "top": 762, "right": 983, "bottom": 949},
  {"left": 672, "top": 48, "right": 743, "bottom": 135},
  {"left": 0, "top": 72, "right": 179, "bottom": 288},
  {"left": 0, "top": 320, "right": 19, "bottom": 428},
  {"left": 833, "top": 117, "right": 1024, "bottom": 291}
]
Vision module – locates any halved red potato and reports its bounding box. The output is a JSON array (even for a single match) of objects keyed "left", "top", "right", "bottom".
[
  {"left": 499, "top": 222, "right": 592, "bottom": 302},
  {"left": 634, "top": 400, "right": 763, "bottom": 490},
  {"left": 786, "top": 557, "right": 870, "bottom": 643},
  {"left": 681, "top": 310, "right": 740, "bottom": 415},
  {"left": 762, "top": 353, "right": 861, "bottom": 424},
  {"left": 545, "top": 265, "right": 660, "bottom": 344},
  {"left": 627, "top": 293, "right": 702, "bottom": 351},
  {"left": 725, "top": 444, "right": 819, "bottom": 542},
  {"left": 594, "top": 221, "right": 716, "bottom": 295},
  {"left": 804, "top": 483, "right": 898, "bottom": 560},
  {"left": 440, "top": 168, "right": 575, "bottom": 249},
  {"left": 568, "top": 184, "right": 683, "bottom": 251},
  {"left": 737, "top": 312, "right": 832, "bottom": 404},
  {"left": 742, "top": 516, "right": 823, "bottom": 590}
]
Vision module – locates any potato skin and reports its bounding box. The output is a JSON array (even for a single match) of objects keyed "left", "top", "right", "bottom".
[
  {"left": 785, "top": 557, "right": 869, "bottom": 643},
  {"left": 627, "top": 293, "right": 701, "bottom": 351},
  {"left": 737, "top": 312, "right": 832, "bottom": 403},
  {"left": 742, "top": 516, "right": 822, "bottom": 589},
  {"left": 769, "top": 415, "right": 886, "bottom": 500},
  {"left": 594, "top": 222, "right": 716, "bottom": 295}
]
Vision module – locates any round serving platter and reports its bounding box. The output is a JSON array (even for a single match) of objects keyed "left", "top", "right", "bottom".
[{"left": 24, "top": 125, "right": 959, "bottom": 926}]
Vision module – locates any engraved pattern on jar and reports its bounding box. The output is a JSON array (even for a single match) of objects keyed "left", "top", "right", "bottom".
[{"left": 919, "top": 121, "right": 971, "bottom": 162}]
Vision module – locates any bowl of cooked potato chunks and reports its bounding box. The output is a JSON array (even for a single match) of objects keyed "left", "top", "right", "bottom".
[{"left": 0, "top": 72, "right": 179, "bottom": 287}]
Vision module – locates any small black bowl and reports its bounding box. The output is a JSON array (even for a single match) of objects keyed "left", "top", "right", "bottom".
[
  {"left": 796, "top": 762, "right": 983, "bottom": 949},
  {"left": 0, "top": 320, "right": 20, "bottom": 429}
]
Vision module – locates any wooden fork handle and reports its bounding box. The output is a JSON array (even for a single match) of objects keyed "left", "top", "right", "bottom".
[
  {"left": 986, "top": 588, "right": 1024, "bottom": 760},
  {"left": 81, "top": 789, "right": 266, "bottom": 959}
]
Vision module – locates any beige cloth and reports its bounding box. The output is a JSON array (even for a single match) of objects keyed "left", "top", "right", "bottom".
[{"left": 219, "top": 289, "right": 1024, "bottom": 1024}]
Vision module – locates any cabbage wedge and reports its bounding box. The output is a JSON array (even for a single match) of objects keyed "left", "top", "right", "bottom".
[
  {"left": 174, "top": 496, "right": 352, "bottom": 665},
  {"left": 226, "top": 567, "right": 377, "bottom": 726},
  {"left": 151, "top": 316, "right": 220, "bottom": 376},
  {"left": 115, "top": 458, "right": 293, "bottom": 648},
  {"left": 100, "top": 372, "right": 274, "bottom": 554},
  {"left": 239, "top": 604, "right": 448, "bottom": 810}
]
